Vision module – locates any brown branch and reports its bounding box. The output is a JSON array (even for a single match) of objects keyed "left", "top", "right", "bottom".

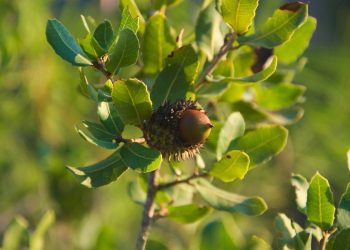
[
  {"left": 135, "top": 169, "right": 160, "bottom": 250},
  {"left": 157, "top": 173, "right": 208, "bottom": 190},
  {"left": 195, "top": 32, "right": 236, "bottom": 91}
]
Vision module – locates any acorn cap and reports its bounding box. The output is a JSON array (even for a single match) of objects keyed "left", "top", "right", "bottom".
[{"left": 143, "top": 100, "right": 212, "bottom": 160}]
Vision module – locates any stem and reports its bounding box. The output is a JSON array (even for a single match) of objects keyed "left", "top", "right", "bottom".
[
  {"left": 157, "top": 173, "right": 208, "bottom": 190},
  {"left": 135, "top": 169, "right": 159, "bottom": 250},
  {"left": 115, "top": 136, "right": 146, "bottom": 144},
  {"left": 320, "top": 228, "right": 337, "bottom": 250},
  {"left": 195, "top": 32, "right": 236, "bottom": 91},
  {"left": 92, "top": 58, "right": 113, "bottom": 81}
]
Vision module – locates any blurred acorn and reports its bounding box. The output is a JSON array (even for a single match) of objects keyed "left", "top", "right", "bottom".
[{"left": 143, "top": 100, "right": 212, "bottom": 160}]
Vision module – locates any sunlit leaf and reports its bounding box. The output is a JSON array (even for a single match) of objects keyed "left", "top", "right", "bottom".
[
  {"left": 306, "top": 172, "right": 335, "bottom": 230},
  {"left": 216, "top": 0, "right": 259, "bottom": 34},
  {"left": 66, "top": 150, "right": 127, "bottom": 188},
  {"left": 46, "top": 19, "right": 92, "bottom": 66},
  {"left": 275, "top": 17, "right": 317, "bottom": 64},
  {"left": 229, "top": 125, "right": 288, "bottom": 168},
  {"left": 216, "top": 112, "right": 245, "bottom": 159},
  {"left": 143, "top": 12, "right": 175, "bottom": 74},
  {"left": 120, "top": 143, "right": 162, "bottom": 173},
  {"left": 168, "top": 204, "right": 210, "bottom": 224},
  {"left": 119, "top": 0, "right": 145, "bottom": 33},
  {"left": 238, "top": 2, "right": 308, "bottom": 48},
  {"left": 254, "top": 82, "right": 306, "bottom": 110},
  {"left": 112, "top": 78, "right": 152, "bottom": 126},
  {"left": 195, "top": 179, "right": 267, "bottom": 216},
  {"left": 210, "top": 150, "right": 250, "bottom": 182},
  {"left": 291, "top": 173, "right": 309, "bottom": 214},
  {"left": 119, "top": 7, "right": 139, "bottom": 34}
]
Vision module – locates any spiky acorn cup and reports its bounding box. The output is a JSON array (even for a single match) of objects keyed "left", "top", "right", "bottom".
[{"left": 143, "top": 100, "right": 213, "bottom": 161}]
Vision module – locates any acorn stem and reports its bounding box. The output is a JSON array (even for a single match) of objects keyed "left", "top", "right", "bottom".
[{"left": 115, "top": 136, "right": 146, "bottom": 144}]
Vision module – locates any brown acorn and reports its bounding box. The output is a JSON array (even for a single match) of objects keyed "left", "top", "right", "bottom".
[{"left": 143, "top": 100, "right": 212, "bottom": 160}]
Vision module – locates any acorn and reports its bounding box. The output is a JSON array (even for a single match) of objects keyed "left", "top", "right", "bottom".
[{"left": 143, "top": 100, "right": 213, "bottom": 160}]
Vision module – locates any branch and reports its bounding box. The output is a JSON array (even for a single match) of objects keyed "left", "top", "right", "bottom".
[
  {"left": 135, "top": 169, "right": 160, "bottom": 250},
  {"left": 92, "top": 57, "right": 113, "bottom": 81},
  {"left": 320, "top": 227, "right": 337, "bottom": 250},
  {"left": 157, "top": 173, "right": 208, "bottom": 190},
  {"left": 195, "top": 32, "right": 236, "bottom": 91},
  {"left": 115, "top": 136, "right": 146, "bottom": 144}
]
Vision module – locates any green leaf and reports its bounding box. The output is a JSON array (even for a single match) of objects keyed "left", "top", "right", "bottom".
[
  {"left": 326, "top": 229, "right": 350, "bottom": 250},
  {"left": 143, "top": 13, "right": 175, "bottom": 74},
  {"left": 247, "top": 236, "right": 272, "bottom": 250},
  {"left": 168, "top": 204, "right": 210, "bottom": 224},
  {"left": 254, "top": 82, "right": 306, "bottom": 110},
  {"left": 199, "top": 219, "right": 236, "bottom": 250},
  {"left": 195, "top": 179, "right": 267, "bottom": 216},
  {"left": 229, "top": 125, "right": 288, "bottom": 168},
  {"left": 119, "top": 7, "right": 139, "bottom": 33},
  {"left": 46, "top": 19, "right": 92, "bottom": 66},
  {"left": 128, "top": 178, "right": 147, "bottom": 205},
  {"left": 97, "top": 101, "right": 124, "bottom": 135},
  {"left": 274, "top": 213, "right": 295, "bottom": 248},
  {"left": 238, "top": 2, "right": 308, "bottom": 48},
  {"left": 275, "top": 17, "right": 317, "bottom": 64},
  {"left": 216, "top": 112, "right": 245, "bottom": 159},
  {"left": 209, "top": 55, "right": 277, "bottom": 84},
  {"left": 30, "top": 210, "right": 55, "bottom": 250},
  {"left": 112, "top": 78, "right": 152, "bottom": 126},
  {"left": 76, "top": 121, "right": 118, "bottom": 149},
  {"left": 79, "top": 34, "right": 100, "bottom": 59},
  {"left": 210, "top": 150, "right": 249, "bottom": 182},
  {"left": 66, "top": 150, "right": 127, "bottom": 188},
  {"left": 151, "top": 45, "right": 200, "bottom": 108},
  {"left": 306, "top": 172, "right": 335, "bottom": 230},
  {"left": 154, "top": 0, "right": 182, "bottom": 9},
  {"left": 93, "top": 20, "right": 114, "bottom": 51},
  {"left": 78, "top": 68, "right": 98, "bottom": 100},
  {"left": 337, "top": 184, "right": 350, "bottom": 229},
  {"left": 195, "top": 2, "right": 223, "bottom": 60},
  {"left": 216, "top": 0, "right": 259, "bottom": 34},
  {"left": 2, "top": 216, "right": 29, "bottom": 250},
  {"left": 293, "top": 231, "right": 312, "bottom": 250},
  {"left": 119, "top": 0, "right": 145, "bottom": 33},
  {"left": 291, "top": 173, "right": 309, "bottom": 214},
  {"left": 347, "top": 150, "right": 350, "bottom": 171},
  {"left": 120, "top": 143, "right": 162, "bottom": 173},
  {"left": 106, "top": 28, "right": 139, "bottom": 74}
]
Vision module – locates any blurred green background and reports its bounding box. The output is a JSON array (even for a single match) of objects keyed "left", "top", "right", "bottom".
[{"left": 1, "top": 0, "right": 349, "bottom": 249}]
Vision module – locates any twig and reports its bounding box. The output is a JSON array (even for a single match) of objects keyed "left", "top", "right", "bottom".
[
  {"left": 157, "top": 173, "right": 208, "bottom": 190},
  {"left": 195, "top": 32, "right": 236, "bottom": 91},
  {"left": 135, "top": 169, "right": 160, "bottom": 250},
  {"left": 320, "top": 227, "right": 337, "bottom": 250},
  {"left": 92, "top": 58, "right": 113, "bottom": 81},
  {"left": 115, "top": 136, "right": 146, "bottom": 144}
]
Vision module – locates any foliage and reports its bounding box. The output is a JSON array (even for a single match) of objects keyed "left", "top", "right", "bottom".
[
  {"left": 43, "top": 0, "right": 319, "bottom": 249},
  {"left": 274, "top": 168, "right": 350, "bottom": 249}
]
